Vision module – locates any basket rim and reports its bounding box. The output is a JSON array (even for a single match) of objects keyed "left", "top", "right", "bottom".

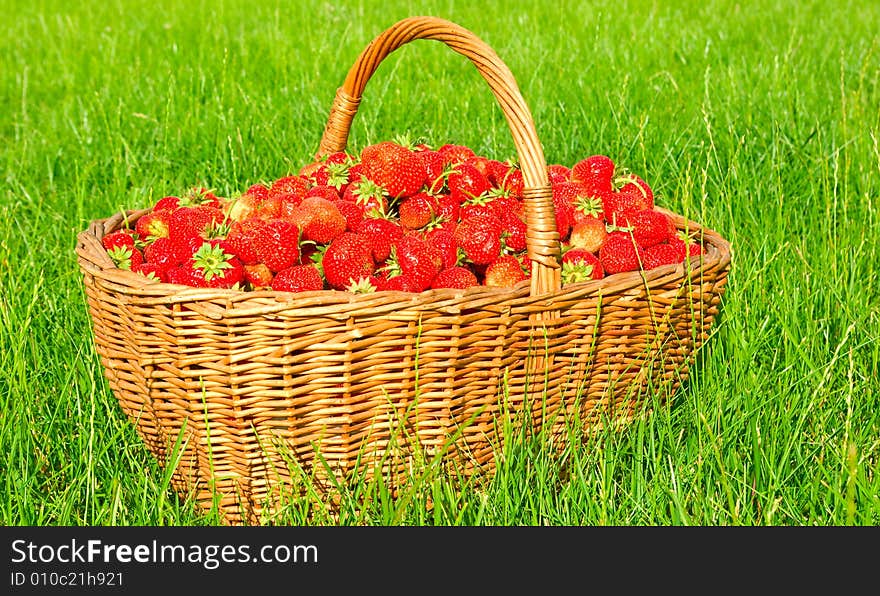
[{"left": 76, "top": 205, "right": 731, "bottom": 312}]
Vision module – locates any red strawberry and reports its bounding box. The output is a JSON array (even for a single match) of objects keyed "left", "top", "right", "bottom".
[
  {"left": 135, "top": 209, "right": 172, "bottom": 241},
  {"left": 153, "top": 196, "right": 182, "bottom": 211},
  {"left": 455, "top": 214, "right": 503, "bottom": 266},
  {"left": 168, "top": 206, "right": 227, "bottom": 246},
  {"left": 185, "top": 187, "right": 223, "bottom": 210},
  {"left": 106, "top": 245, "right": 144, "bottom": 270},
  {"left": 356, "top": 217, "right": 404, "bottom": 263},
  {"left": 561, "top": 248, "right": 604, "bottom": 284},
  {"left": 381, "top": 274, "right": 419, "bottom": 292},
  {"left": 616, "top": 173, "right": 654, "bottom": 208},
  {"left": 243, "top": 263, "right": 274, "bottom": 289},
  {"left": 131, "top": 262, "right": 166, "bottom": 282},
  {"left": 430, "top": 266, "right": 478, "bottom": 290},
  {"left": 102, "top": 230, "right": 136, "bottom": 252},
  {"left": 250, "top": 219, "right": 301, "bottom": 272},
  {"left": 569, "top": 218, "right": 608, "bottom": 253},
  {"left": 598, "top": 231, "right": 641, "bottom": 274},
  {"left": 641, "top": 243, "right": 683, "bottom": 270},
  {"left": 499, "top": 210, "right": 527, "bottom": 253},
  {"left": 166, "top": 264, "right": 206, "bottom": 287},
  {"left": 334, "top": 199, "right": 365, "bottom": 231},
  {"left": 190, "top": 241, "right": 244, "bottom": 288},
  {"left": 425, "top": 228, "right": 460, "bottom": 270},
  {"left": 484, "top": 255, "right": 528, "bottom": 288},
  {"left": 144, "top": 236, "right": 184, "bottom": 270},
  {"left": 447, "top": 162, "right": 491, "bottom": 204},
  {"left": 669, "top": 232, "right": 706, "bottom": 260},
  {"left": 602, "top": 189, "right": 652, "bottom": 225},
  {"left": 387, "top": 235, "right": 442, "bottom": 291},
  {"left": 398, "top": 192, "right": 436, "bottom": 230},
  {"left": 322, "top": 232, "right": 376, "bottom": 290},
  {"left": 245, "top": 183, "right": 270, "bottom": 201},
  {"left": 360, "top": 141, "right": 424, "bottom": 198},
  {"left": 272, "top": 265, "right": 324, "bottom": 292},
  {"left": 343, "top": 178, "right": 389, "bottom": 217},
  {"left": 628, "top": 209, "right": 675, "bottom": 248},
  {"left": 571, "top": 155, "right": 615, "bottom": 195},
  {"left": 437, "top": 143, "right": 476, "bottom": 166},
  {"left": 304, "top": 184, "right": 342, "bottom": 202},
  {"left": 287, "top": 196, "right": 346, "bottom": 244},
  {"left": 429, "top": 193, "right": 460, "bottom": 223},
  {"left": 269, "top": 175, "right": 310, "bottom": 201},
  {"left": 551, "top": 189, "right": 574, "bottom": 241},
  {"left": 415, "top": 150, "right": 447, "bottom": 193},
  {"left": 547, "top": 164, "right": 571, "bottom": 184},
  {"left": 222, "top": 223, "right": 259, "bottom": 265}
]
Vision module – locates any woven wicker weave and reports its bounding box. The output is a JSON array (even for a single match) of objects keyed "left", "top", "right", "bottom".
[{"left": 76, "top": 16, "right": 731, "bottom": 525}]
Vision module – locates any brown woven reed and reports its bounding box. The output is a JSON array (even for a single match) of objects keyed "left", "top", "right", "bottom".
[{"left": 76, "top": 16, "right": 731, "bottom": 525}]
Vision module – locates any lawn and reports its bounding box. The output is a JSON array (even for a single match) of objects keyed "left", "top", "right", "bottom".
[{"left": 1, "top": 0, "right": 878, "bottom": 526}]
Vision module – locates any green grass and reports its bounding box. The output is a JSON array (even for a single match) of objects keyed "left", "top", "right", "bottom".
[{"left": 2, "top": 0, "right": 878, "bottom": 526}]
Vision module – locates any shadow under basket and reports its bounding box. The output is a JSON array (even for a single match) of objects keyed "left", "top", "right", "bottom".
[{"left": 75, "top": 16, "right": 731, "bottom": 525}]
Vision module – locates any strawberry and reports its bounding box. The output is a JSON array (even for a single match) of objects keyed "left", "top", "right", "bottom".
[
  {"left": 102, "top": 230, "right": 136, "bottom": 252},
  {"left": 398, "top": 192, "right": 436, "bottom": 230},
  {"left": 641, "top": 243, "right": 683, "bottom": 270},
  {"left": 322, "top": 232, "right": 376, "bottom": 290},
  {"left": 131, "top": 262, "right": 166, "bottom": 282},
  {"left": 168, "top": 206, "right": 227, "bottom": 246},
  {"left": 571, "top": 155, "right": 615, "bottom": 195},
  {"left": 615, "top": 173, "right": 654, "bottom": 208},
  {"left": 425, "top": 228, "right": 459, "bottom": 269},
  {"left": 547, "top": 164, "right": 571, "bottom": 184},
  {"left": 430, "top": 266, "right": 478, "bottom": 290},
  {"left": 343, "top": 178, "right": 389, "bottom": 217},
  {"left": 153, "top": 196, "right": 182, "bottom": 211},
  {"left": 360, "top": 141, "right": 424, "bottom": 199},
  {"left": 569, "top": 218, "right": 607, "bottom": 253},
  {"left": 304, "top": 185, "right": 342, "bottom": 202},
  {"left": 561, "top": 248, "right": 604, "bottom": 284},
  {"left": 381, "top": 274, "right": 419, "bottom": 292},
  {"left": 446, "top": 162, "right": 491, "bottom": 204},
  {"left": 243, "top": 263, "right": 274, "bottom": 289},
  {"left": 185, "top": 187, "right": 223, "bottom": 210},
  {"left": 455, "top": 214, "right": 503, "bottom": 266},
  {"left": 166, "top": 264, "right": 206, "bottom": 287},
  {"left": 628, "top": 209, "right": 675, "bottom": 248},
  {"left": 669, "top": 232, "right": 706, "bottom": 261},
  {"left": 250, "top": 219, "right": 301, "bottom": 272},
  {"left": 415, "top": 150, "right": 446, "bottom": 193},
  {"left": 437, "top": 143, "right": 476, "bottom": 166},
  {"left": 598, "top": 231, "right": 641, "bottom": 275},
  {"left": 429, "top": 193, "right": 460, "bottom": 223},
  {"left": 135, "top": 209, "right": 173, "bottom": 241},
  {"left": 272, "top": 264, "right": 325, "bottom": 292},
  {"left": 190, "top": 241, "right": 244, "bottom": 288},
  {"left": 484, "top": 255, "right": 528, "bottom": 288},
  {"left": 356, "top": 217, "right": 404, "bottom": 262},
  {"left": 144, "top": 236, "right": 184, "bottom": 270},
  {"left": 334, "top": 199, "right": 365, "bottom": 231},
  {"left": 287, "top": 197, "right": 346, "bottom": 245},
  {"left": 106, "top": 245, "right": 144, "bottom": 270},
  {"left": 386, "top": 235, "right": 442, "bottom": 291},
  {"left": 269, "top": 175, "right": 310, "bottom": 201},
  {"left": 245, "top": 183, "right": 270, "bottom": 201},
  {"left": 499, "top": 210, "right": 527, "bottom": 253},
  {"left": 551, "top": 189, "right": 574, "bottom": 241},
  {"left": 222, "top": 222, "right": 259, "bottom": 265},
  {"left": 602, "top": 189, "right": 652, "bottom": 225}
]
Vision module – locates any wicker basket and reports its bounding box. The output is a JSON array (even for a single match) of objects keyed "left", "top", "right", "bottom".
[{"left": 76, "top": 16, "right": 731, "bottom": 525}]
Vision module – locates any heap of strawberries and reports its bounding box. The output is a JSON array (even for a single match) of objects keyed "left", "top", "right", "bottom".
[{"left": 101, "top": 141, "right": 704, "bottom": 293}]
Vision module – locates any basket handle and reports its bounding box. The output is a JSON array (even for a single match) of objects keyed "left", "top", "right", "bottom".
[{"left": 317, "top": 16, "right": 561, "bottom": 296}]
